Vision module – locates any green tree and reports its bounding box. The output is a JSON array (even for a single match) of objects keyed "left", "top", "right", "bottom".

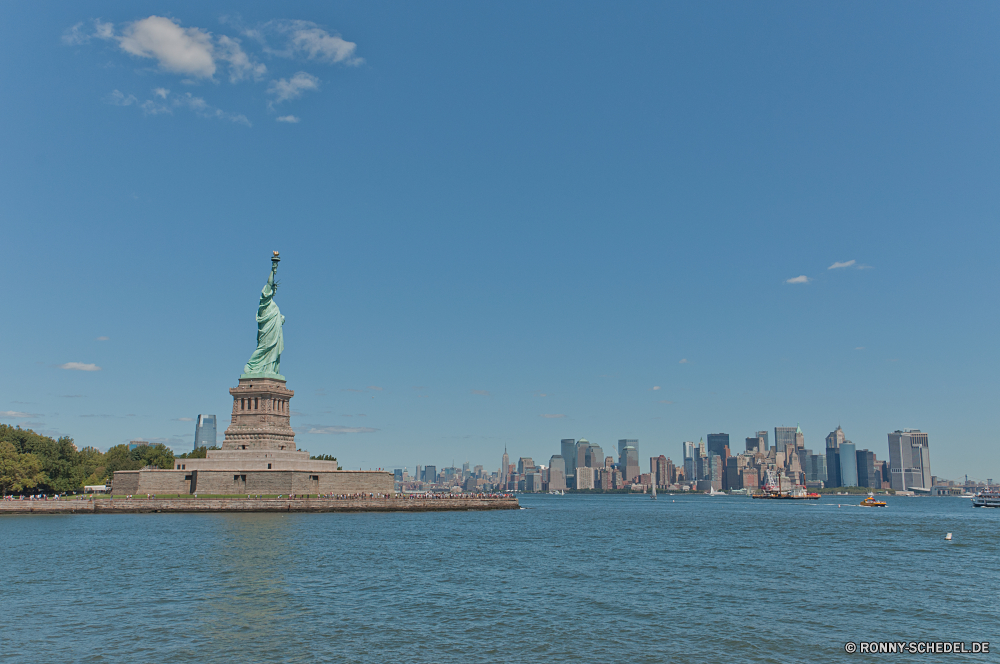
[{"left": 0, "top": 440, "right": 46, "bottom": 494}]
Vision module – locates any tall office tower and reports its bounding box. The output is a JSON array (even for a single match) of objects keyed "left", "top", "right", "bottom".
[
  {"left": 826, "top": 426, "right": 846, "bottom": 449},
  {"left": 774, "top": 427, "right": 797, "bottom": 455},
  {"left": 424, "top": 465, "right": 437, "bottom": 483},
  {"left": 682, "top": 441, "right": 697, "bottom": 484},
  {"left": 576, "top": 466, "right": 595, "bottom": 490},
  {"left": 618, "top": 439, "right": 639, "bottom": 459},
  {"left": 604, "top": 456, "right": 614, "bottom": 469},
  {"left": 756, "top": 430, "right": 769, "bottom": 452},
  {"left": 517, "top": 457, "right": 535, "bottom": 475},
  {"left": 806, "top": 453, "right": 827, "bottom": 484},
  {"left": 887, "top": 430, "right": 932, "bottom": 490},
  {"left": 652, "top": 455, "right": 668, "bottom": 487},
  {"left": 575, "top": 440, "right": 591, "bottom": 473},
  {"left": 707, "top": 433, "right": 730, "bottom": 460},
  {"left": 665, "top": 457, "right": 676, "bottom": 485},
  {"left": 548, "top": 455, "right": 567, "bottom": 491},
  {"left": 709, "top": 455, "right": 723, "bottom": 491},
  {"left": 855, "top": 449, "right": 878, "bottom": 489},
  {"left": 620, "top": 446, "right": 640, "bottom": 482},
  {"left": 462, "top": 462, "right": 470, "bottom": 477},
  {"left": 794, "top": 426, "right": 805, "bottom": 451},
  {"left": 838, "top": 442, "right": 858, "bottom": 487},
  {"left": 825, "top": 447, "right": 841, "bottom": 487},
  {"left": 697, "top": 439, "right": 707, "bottom": 458},
  {"left": 586, "top": 443, "right": 604, "bottom": 467},
  {"left": 193, "top": 414, "right": 217, "bottom": 450},
  {"left": 561, "top": 439, "right": 577, "bottom": 481},
  {"left": 500, "top": 448, "right": 509, "bottom": 487},
  {"left": 474, "top": 464, "right": 483, "bottom": 478}
]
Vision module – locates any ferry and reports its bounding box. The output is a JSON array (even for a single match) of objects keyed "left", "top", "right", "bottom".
[
  {"left": 972, "top": 489, "right": 1000, "bottom": 508},
  {"left": 860, "top": 493, "right": 887, "bottom": 507}
]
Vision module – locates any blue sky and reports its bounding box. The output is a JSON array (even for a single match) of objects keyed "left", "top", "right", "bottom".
[{"left": 2, "top": 2, "right": 998, "bottom": 480}]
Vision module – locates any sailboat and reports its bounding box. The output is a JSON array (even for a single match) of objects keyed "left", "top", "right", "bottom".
[{"left": 651, "top": 483, "right": 657, "bottom": 500}]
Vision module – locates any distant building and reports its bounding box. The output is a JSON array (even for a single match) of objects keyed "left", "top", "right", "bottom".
[
  {"left": 620, "top": 446, "right": 640, "bottom": 482},
  {"left": 756, "top": 430, "right": 769, "bottom": 452},
  {"left": 774, "top": 427, "right": 797, "bottom": 455},
  {"left": 745, "top": 433, "right": 767, "bottom": 453},
  {"left": 707, "top": 433, "right": 729, "bottom": 460},
  {"left": 585, "top": 442, "right": 604, "bottom": 468},
  {"left": 127, "top": 440, "right": 149, "bottom": 451},
  {"left": 518, "top": 457, "right": 535, "bottom": 475},
  {"left": 888, "top": 430, "right": 932, "bottom": 490},
  {"left": 682, "top": 441, "right": 697, "bottom": 484},
  {"left": 826, "top": 426, "right": 846, "bottom": 450},
  {"left": 709, "top": 454, "right": 723, "bottom": 491},
  {"left": 561, "top": 439, "right": 576, "bottom": 481},
  {"left": 652, "top": 455, "right": 668, "bottom": 487},
  {"left": 525, "top": 473, "right": 544, "bottom": 492},
  {"left": 193, "top": 414, "right": 216, "bottom": 450},
  {"left": 826, "top": 447, "right": 841, "bottom": 487},
  {"left": 576, "top": 467, "right": 595, "bottom": 490},
  {"left": 839, "top": 442, "right": 858, "bottom": 487},
  {"left": 393, "top": 468, "right": 403, "bottom": 481},
  {"left": 424, "top": 465, "right": 437, "bottom": 483},
  {"left": 855, "top": 449, "right": 878, "bottom": 489},
  {"left": 575, "top": 440, "right": 590, "bottom": 474},
  {"left": 618, "top": 439, "right": 638, "bottom": 458},
  {"left": 501, "top": 448, "right": 509, "bottom": 487},
  {"left": 549, "top": 455, "right": 567, "bottom": 491}
]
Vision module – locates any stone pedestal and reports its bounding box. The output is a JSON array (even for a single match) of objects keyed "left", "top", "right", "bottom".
[{"left": 223, "top": 377, "right": 296, "bottom": 452}]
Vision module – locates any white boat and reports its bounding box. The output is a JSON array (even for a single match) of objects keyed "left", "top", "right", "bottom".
[
  {"left": 707, "top": 486, "right": 723, "bottom": 496},
  {"left": 651, "top": 484, "right": 657, "bottom": 500},
  {"left": 972, "top": 489, "right": 1000, "bottom": 507}
]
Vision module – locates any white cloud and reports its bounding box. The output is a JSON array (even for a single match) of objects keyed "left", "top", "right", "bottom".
[
  {"left": 855, "top": 346, "right": 865, "bottom": 350},
  {"left": 109, "top": 88, "right": 250, "bottom": 125},
  {"left": 828, "top": 260, "right": 856, "bottom": 270},
  {"left": 175, "top": 92, "right": 251, "bottom": 125},
  {"left": 153, "top": 88, "right": 169, "bottom": 99},
  {"left": 679, "top": 358, "right": 688, "bottom": 364},
  {"left": 95, "top": 20, "right": 114, "bottom": 40},
  {"left": 540, "top": 414, "right": 566, "bottom": 419},
  {"left": 785, "top": 275, "right": 810, "bottom": 284},
  {"left": 652, "top": 386, "right": 661, "bottom": 391},
  {"left": 302, "top": 425, "right": 377, "bottom": 435},
  {"left": 106, "top": 90, "right": 138, "bottom": 106},
  {"left": 289, "top": 24, "right": 363, "bottom": 65},
  {"left": 276, "top": 115, "right": 300, "bottom": 123},
  {"left": 118, "top": 16, "right": 216, "bottom": 79},
  {"left": 174, "top": 417, "right": 194, "bottom": 422},
  {"left": 268, "top": 71, "right": 319, "bottom": 104},
  {"left": 217, "top": 35, "right": 267, "bottom": 82},
  {"left": 96, "top": 336, "right": 110, "bottom": 341},
  {"left": 60, "top": 362, "right": 101, "bottom": 371},
  {"left": 0, "top": 411, "right": 37, "bottom": 418},
  {"left": 62, "top": 19, "right": 115, "bottom": 45}
]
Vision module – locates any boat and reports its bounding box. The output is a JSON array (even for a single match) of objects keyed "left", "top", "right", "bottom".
[
  {"left": 651, "top": 483, "right": 657, "bottom": 500},
  {"left": 707, "top": 486, "right": 723, "bottom": 496},
  {"left": 751, "top": 469, "right": 821, "bottom": 500},
  {"left": 972, "top": 489, "right": 1000, "bottom": 508},
  {"left": 860, "top": 493, "right": 887, "bottom": 507}
]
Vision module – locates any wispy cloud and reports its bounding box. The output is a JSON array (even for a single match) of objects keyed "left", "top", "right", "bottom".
[
  {"left": 652, "top": 386, "right": 661, "bottom": 391},
  {"left": 367, "top": 386, "right": 383, "bottom": 391},
  {"left": 268, "top": 71, "right": 319, "bottom": 105},
  {"left": 276, "top": 115, "right": 300, "bottom": 123},
  {"left": 540, "top": 413, "right": 565, "bottom": 419},
  {"left": 828, "top": 260, "right": 856, "bottom": 270},
  {"left": 60, "top": 362, "right": 101, "bottom": 371},
  {"left": 0, "top": 411, "right": 39, "bottom": 418},
  {"left": 785, "top": 275, "right": 810, "bottom": 284},
  {"left": 679, "top": 358, "right": 688, "bottom": 364},
  {"left": 60, "top": 395, "right": 86, "bottom": 398},
  {"left": 855, "top": 346, "right": 865, "bottom": 350},
  {"left": 106, "top": 88, "right": 251, "bottom": 126},
  {"left": 300, "top": 425, "right": 377, "bottom": 435},
  {"left": 259, "top": 20, "right": 364, "bottom": 66},
  {"left": 173, "top": 417, "right": 194, "bottom": 422},
  {"left": 471, "top": 389, "right": 491, "bottom": 397},
  {"left": 96, "top": 336, "right": 110, "bottom": 341},
  {"left": 658, "top": 400, "right": 674, "bottom": 404}
]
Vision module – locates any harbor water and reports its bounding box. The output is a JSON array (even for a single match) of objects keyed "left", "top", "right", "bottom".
[{"left": 1, "top": 494, "right": 996, "bottom": 662}]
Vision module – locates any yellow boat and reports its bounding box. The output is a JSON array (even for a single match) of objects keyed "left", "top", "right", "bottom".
[{"left": 860, "top": 494, "right": 886, "bottom": 507}]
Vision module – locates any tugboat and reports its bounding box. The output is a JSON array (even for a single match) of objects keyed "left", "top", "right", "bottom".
[
  {"left": 860, "top": 493, "right": 887, "bottom": 507},
  {"left": 972, "top": 488, "right": 1000, "bottom": 508},
  {"left": 751, "top": 469, "right": 821, "bottom": 500}
]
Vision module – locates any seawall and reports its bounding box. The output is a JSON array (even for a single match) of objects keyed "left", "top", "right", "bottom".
[{"left": 0, "top": 496, "right": 520, "bottom": 514}]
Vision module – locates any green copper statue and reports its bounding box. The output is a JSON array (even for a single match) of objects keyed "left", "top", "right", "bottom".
[{"left": 242, "top": 252, "right": 285, "bottom": 380}]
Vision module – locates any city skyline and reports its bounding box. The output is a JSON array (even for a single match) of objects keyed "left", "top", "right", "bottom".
[{"left": 2, "top": 3, "right": 999, "bottom": 480}]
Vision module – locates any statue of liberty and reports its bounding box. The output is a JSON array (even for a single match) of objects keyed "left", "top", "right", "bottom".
[{"left": 242, "top": 252, "right": 285, "bottom": 379}]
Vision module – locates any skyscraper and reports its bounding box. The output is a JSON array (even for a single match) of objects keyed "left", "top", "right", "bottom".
[
  {"left": 548, "top": 455, "right": 566, "bottom": 491},
  {"left": 826, "top": 426, "right": 846, "bottom": 450},
  {"left": 518, "top": 457, "right": 535, "bottom": 475},
  {"left": 575, "top": 440, "right": 590, "bottom": 474},
  {"left": 586, "top": 442, "right": 604, "bottom": 468},
  {"left": 756, "top": 430, "right": 769, "bottom": 452},
  {"left": 774, "top": 427, "right": 797, "bottom": 455},
  {"left": 193, "top": 414, "right": 217, "bottom": 450},
  {"left": 826, "top": 447, "right": 841, "bottom": 487},
  {"left": 561, "top": 439, "right": 576, "bottom": 481},
  {"left": 839, "top": 442, "right": 858, "bottom": 487},
  {"left": 424, "top": 465, "right": 437, "bottom": 483},
  {"left": 887, "top": 430, "right": 932, "bottom": 490},
  {"left": 618, "top": 439, "right": 638, "bottom": 459},
  {"left": 855, "top": 449, "right": 878, "bottom": 489},
  {"left": 707, "top": 433, "right": 730, "bottom": 460},
  {"left": 620, "top": 446, "right": 640, "bottom": 482},
  {"left": 500, "top": 447, "right": 510, "bottom": 487},
  {"left": 682, "top": 441, "right": 697, "bottom": 483}
]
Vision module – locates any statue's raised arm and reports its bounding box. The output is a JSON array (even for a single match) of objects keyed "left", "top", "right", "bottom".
[{"left": 241, "top": 252, "right": 286, "bottom": 379}]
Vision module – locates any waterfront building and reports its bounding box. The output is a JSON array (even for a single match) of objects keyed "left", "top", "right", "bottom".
[
  {"left": 707, "top": 433, "right": 730, "bottom": 460},
  {"left": 839, "top": 442, "right": 858, "bottom": 487},
  {"left": 548, "top": 455, "right": 567, "bottom": 492},
  {"left": 887, "top": 430, "right": 932, "bottom": 490},
  {"left": 724, "top": 456, "right": 740, "bottom": 490},
  {"left": 682, "top": 441, "right": 697, "bottom": 483},
  {"left": 193, "top": 414, "right": 217, "bottom": 450},
  {"left": 855, "top": 449, "right": 878, "bottom": 489},
  {"left": 709, "top": 454, "right": 723, "bottom": 491},
  {"left": 575, "top": 440, "right": 590, "bottom": 473},
  {"left": 826, "top": 447, "right": 841, "bottom": 487},
  {"left": 518, "top": 457, "right": 536, "bottom": 475},
  {"left": 561, "top": 439, "right": 576, "bottom": 481},
  {"left": 774, "top": 427, "right": 797, "bottom": 454},
  {"left": 586, "top": 442, "right": 604, "bottom": 467},
  {"left": 525, "top": 473, "right": 543, "bottom": 492},
  {"left": 618, "top": 439, "right": 639, "bottom": 459},
  {"left": 805, "top": 452, "right": 827, "bottom": 485},
  {"left": 620, "top": 446, "right": 640, "bottom": 483},
  {"left": 652, "top": 455, "right": 668, "bottom": 487},
  {"left": 576, "top": 466, "right": 595, "bottom": 490}
]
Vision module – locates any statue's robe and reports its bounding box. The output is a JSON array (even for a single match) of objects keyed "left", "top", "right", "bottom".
[{"left": 243, "top": 269, "right": 284, "bottom": 375}]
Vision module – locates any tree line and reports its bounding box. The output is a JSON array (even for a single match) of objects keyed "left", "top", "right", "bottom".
[{"left": 0, "top": 424, "right": 176, "bottom": 495}]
